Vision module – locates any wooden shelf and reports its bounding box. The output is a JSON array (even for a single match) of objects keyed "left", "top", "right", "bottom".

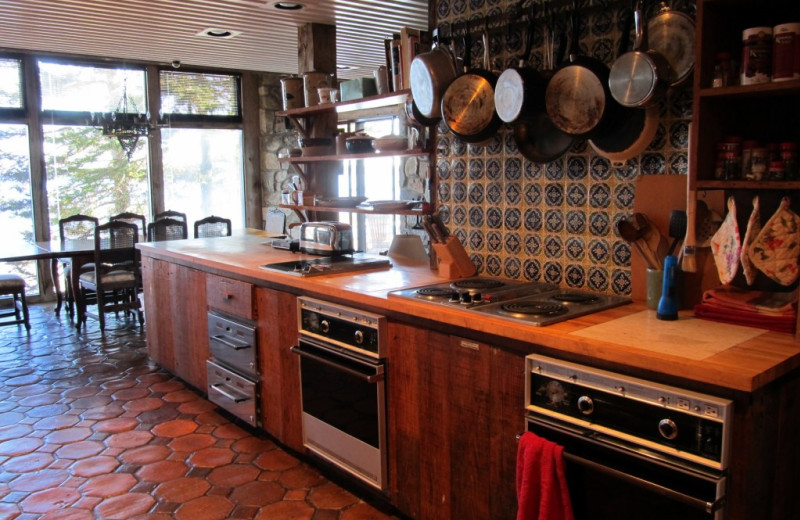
[
  {"left": 697, "top": 80, "right": 800, "bottom": 100},
  {"left": 695, "top": 180, "right": 800, "bottom": 190},
  {"left": 279, "top": 204, "right": 428, "bottom": 216},
  {"left": 280, "top": 148, "right": 430, "bottom": 163},
  {"left": 276, "top": 90, "right": 411, "bottom": 118}
]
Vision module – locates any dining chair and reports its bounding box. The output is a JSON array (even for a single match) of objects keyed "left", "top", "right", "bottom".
[
  {"left": 147, "top": 217, "right": 188, "bottom": 242},
  {"left": 0, "top": 274, "right": 30, "bottom": 331},
  {"left": 154, "top": 209, "right": 187, "bottom": 223},
  {"left": 194, "top": 215, "right": 232, "bottom": 238},
  {"left": 109, "top": 212, "right": 146, "bottom": 242},
  {"left": 54, "top": 214, "right": 99, "bottom": 319},
  {"left": 76, "top": 220, "right": 143, "bottom": 331}
]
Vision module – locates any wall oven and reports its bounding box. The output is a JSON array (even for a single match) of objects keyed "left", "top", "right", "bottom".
[
  {"left": 524, "top": 354, "right": 732, "bottom": 520},
  {"left": 291, "top": 297, "right": 387, "bottom": 490}
]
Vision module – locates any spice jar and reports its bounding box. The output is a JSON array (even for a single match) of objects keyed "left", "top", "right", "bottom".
[
  {"left": 780, "top": 142, "right": 798, "bottom": 179},
  {"left": 712, "top": 52, "right": 737, "bottom": 87},
  {"left": 741, "top": 140, "right": 760, "bottom": 179},
  {"left": 722, "top": 152, "right": 741, "bottom": 180},
  {"left": 750, "top": 147, "right": 769, "bottom": 180},
  {"left": 768, "top": 160, "right": 786, "bottom": 180}
]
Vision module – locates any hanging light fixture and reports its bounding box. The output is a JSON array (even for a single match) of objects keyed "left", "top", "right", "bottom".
[{"left": 91, "top": 75, "right": 157, "bottom": 160}]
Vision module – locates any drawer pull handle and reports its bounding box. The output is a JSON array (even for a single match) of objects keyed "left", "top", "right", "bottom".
[
  {"left": 211, "top": 335, "right": 251, "bottom": 350},
  {"left": 210, "top": 383, "right": 248, "bottom": 403}
]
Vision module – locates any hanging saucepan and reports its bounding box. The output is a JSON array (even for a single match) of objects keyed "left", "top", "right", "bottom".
[
  {"left": 513, "top": 11, "right": 575, "bottom": 163},
  {"left": 590, "top": 4, "right": 661, "bottom": 166},
  {"left": 441, "top": 28, "right": 502, "bottom": 144},
  {"left": 609, "top": 0, "right": 675, "bottom": 107},
  {"left": 410, "top": 28, "right": 459, "bottom": 120},
  {"left": 545, "top": 6, "right": 621, "bottom": 139},
  {"left": 646, "top": 0, "right": 695, "bottom": 87},
  {"left": 405, "top": 98, "right": 440, "bottom": 127},
  {"left": 494, "top": 7, "right": 543, "bottom": 124}
]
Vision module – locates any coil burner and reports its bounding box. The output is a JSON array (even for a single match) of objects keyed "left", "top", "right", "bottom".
[
  {"left": 550, "top": 292, "right": 600, "bottom": 304},
  {"left": 500, "top": 301, "right": 568, "bottom": 318},
  {"left": 450, "top": 278, "right": 506, "bottom": 291}
]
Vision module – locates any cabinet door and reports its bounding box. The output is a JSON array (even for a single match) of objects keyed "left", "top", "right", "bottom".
[
  {"left": 255, "top": 287, "right": 303, "bottom": 451},
  {"left": 140, "top": 257, "right": 209, "bottom": 390}
]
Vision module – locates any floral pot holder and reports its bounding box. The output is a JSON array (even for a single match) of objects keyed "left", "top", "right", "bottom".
[
  {"left": 740, "top": 196, "right": 761, "bottom": 286},
  {"left": 710, "top": 197, "right": 741, "bottom": 285},
  {"left": 748, "top": 197, "right": 800, "bottom": 286}
]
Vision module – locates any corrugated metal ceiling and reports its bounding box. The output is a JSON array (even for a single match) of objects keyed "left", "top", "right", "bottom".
[{"left": 0, "top": 0, "right": 430, "bottom": 77}]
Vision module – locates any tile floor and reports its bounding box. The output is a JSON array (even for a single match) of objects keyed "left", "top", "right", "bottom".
[{"left": 0, "top": 304, "right": 400, "bottom": 520}]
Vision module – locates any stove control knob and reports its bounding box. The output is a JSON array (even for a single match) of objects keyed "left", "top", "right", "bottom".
[
  {"left": 658, "top": 418, "right": 678, "bottom": 440},
  {"left": 577, "top": 396, "right": 594, "bottom": 415},
  {"left": 472, "top": 292, "right": 482, "bottom": 303},
  {"left": 449, "top": 292, "right": 460, "bottom": 303},
  {"left": 460, "top": 292, "right": 472, "bottom": 304},
  {"left": 320, "top": 320, "right": 330, "bottom": 333},
  {"left": 354, "top": 330, "right": 364, "bottom": 345}
]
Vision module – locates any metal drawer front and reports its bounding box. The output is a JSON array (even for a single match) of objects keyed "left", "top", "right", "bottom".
[
  {"left": 206, "top": 360, "right": 257, "bottom": 427},
  {"left": 207, "top": 312, "right": 257, "bottom": 378}
]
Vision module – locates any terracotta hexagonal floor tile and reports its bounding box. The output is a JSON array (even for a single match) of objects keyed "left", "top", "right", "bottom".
[
  {"left": 194, "top": 411, "right": 228, "bottom": 426},
  {"left": 80, "top": 473, "right": 137, "bottom": 497},
  {"left": 175, "top": 495, "right": 234, "bottom": 520},
  {"left": 162, "top": 390, "right": 198, "bottom": 404},
  {"left": 148, "top": 381, "right": 184, "bottom": 394},
  {"left": 54, "top": 440, "right": 105, "bottom": 459},
  {"left": 9, "top": 468, "right": 69, "bottom": 492},
  {"left": 101, "top": 379, "right": 137, "bottom": 391},
  {"left": 44, "top": 427, "right": 92, "bottom": 444},
  {"left": 80, "top": 404, "right": 124, "bottom": 421},
  {"left": 70, "top": 395, "right": 112, "bottom": 409},
  {"left": 120, "top": 445, "right": 171, "bottom": 465},
  {"left": 254, "top": 449, "right": 299, "bottom": 472},
  {"left": 188, "top": 447, "right": 234, "bottom": 468},
  {"left": 33, "top": 415, "right": 79, "bottom": 431},
  {"left": 207, "top": 463, "right": 259, "bottom": 487},
  {"left": 11, "top": 382, "right": 50, "bottom": 396},
  {"left": 3, "top": 452, "right": 54, "bottom": 473},
  {"left": 177, "top": 399, "right": 217, "bottom": 414},
  {"left": 111, "top": 387, "right": 149, "bottom": 401},
  {"left": 0, "top": 503, "right": 19, "bottom": 519},
  {"left": 128, "top": 514, "right": 174, "bottom": 520},
  {"left": 105, "top": 430, "right": 153, "bottom": 449},
  {"left": 40, "top": 509, "right": 95, "bottom": 520},
  {"left": 340, "top": 502, "right": 395, "bottom": 520},
  {"left": 278, "top": 465, "right": 325, "bottom": 489},
  {"left": 93, "top": 417, "right": 139, "bottom": 434},
  {"left": 137, "top": 373, "right": 172, "bottom": 385},
  {"left": 0, "top": 411, "right": 25, "bottom": 427},
  {"left": 20, "top": 487, "right": 81, "bottom": 513},
  {"left": 69, "top": 455, "right": 120, "bottom": 477},
  {"left": 20, "top": 393, "right": 60, "bottom": 406},
  {"left": 211, "top": 423, "right": 248, "bottom": 440},
  {"left": 168, "top": 433, "right": 216, "bottom": 453},
  {"left": 231, "top": 436, "right": 276, "bottom": 454},
  {"left": 151, "top": 419, "right": 197, "bottom": 438},
  {"left": 254, "top": 500, "right": 314, "bottom": 520},
  {"left": 93, "top": 492, "right": 156, "bottom": 520},
  {"left": 0, "top": 423, "right": 33, "bottom": 440},
  {"left": 61, "top": 386, "right": 99, "bottom": 399},
  {"left": 0, "top": 437, "right": 43, "bottom": 456},
  {"left": 154, "top": 476, "right": 210, "bottom": 502},
  {"left": 122, "top": 397, "right": 164, "bottom": 413},
  {"left": 137, "top": 460, "right": 189, "bottom": 483},
  {"left": 308, "top": 482, "right": 360, "bottom": 510},
  {"left": 229, "top": 480, "right": 285, "bottom": 507}
]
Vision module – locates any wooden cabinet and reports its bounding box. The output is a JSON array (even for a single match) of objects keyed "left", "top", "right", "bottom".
[
  {"left": 387, "top": 321, "right": 523, "bottom": 520},
  {"left": 255, "top": 286, "right": 303, "bottom": 452},
  {"left": 691, "top": 0, "right": 800, "bottom": 191},
  {"left": 207, "top": 273, "right": 254, "bottom": 319},
  {"left": 141, "top": 256, "right": 209, "bottom": 390}
]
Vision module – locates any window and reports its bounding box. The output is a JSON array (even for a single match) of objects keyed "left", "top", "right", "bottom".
[
  {"left": 39, "top": 62, "right": 146, "bottom": 113},
  {"left": 160, "top": 71, "right": 240, "bottom": 117},
  {"left": 0, "top": 58, "right": 23, "bottom": 110}
]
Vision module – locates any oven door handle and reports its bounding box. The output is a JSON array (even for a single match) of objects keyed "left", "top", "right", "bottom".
[
  {"left": 211, "top": 335, "right": 251, "bottom": 350},
  {"left": 290, "top": 345, "right": 384, "bottom": 383},
  {"left": 561, "top": 452, "right": 722, "bottom": 515},
  {"left": 210, "top": 383, "right": 249, "bottom": 403}
]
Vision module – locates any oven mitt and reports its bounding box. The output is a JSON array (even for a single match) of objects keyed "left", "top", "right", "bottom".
[
  {"left": 710, "top": 197, "right": 741, "bottom": 285},
  {"left": 740, "top": 196, "right": 761, "bottom": 286},
  {"left": 748, "top": 197, "right": 800, "bottom": 286}
]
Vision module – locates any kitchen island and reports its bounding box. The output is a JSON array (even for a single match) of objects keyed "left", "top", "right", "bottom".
[{"left": 138, "top": 231, "right": 800, "bottom": 520}]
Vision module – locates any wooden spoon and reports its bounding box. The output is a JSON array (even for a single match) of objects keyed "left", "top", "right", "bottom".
[{"left": 617, "top": 218, "right": 660, "bottom": 269}]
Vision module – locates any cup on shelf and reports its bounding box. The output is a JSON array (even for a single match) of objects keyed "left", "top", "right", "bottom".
[
  {"left": 317, "top": 87, "right": 338, "bottom": 104},
  {"left": 296, "top": 191, "right": 314, "bottom": 206}
]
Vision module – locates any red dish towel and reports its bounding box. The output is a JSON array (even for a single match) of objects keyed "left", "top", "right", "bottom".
[{"left": 516, "top": 431, "right": 574, "bottom": 520}]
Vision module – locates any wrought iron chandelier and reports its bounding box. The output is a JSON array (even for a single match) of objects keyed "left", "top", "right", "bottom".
[{"left": 91, "top": 78, "right": 159, "bottom": 160}]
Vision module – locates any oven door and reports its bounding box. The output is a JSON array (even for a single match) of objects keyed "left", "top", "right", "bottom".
[
  {"left": 525, "top": 415, "right": 726, "bottom": 520},
  {"left": 291, "top": 337, "right": 387, "bottom": 490}
]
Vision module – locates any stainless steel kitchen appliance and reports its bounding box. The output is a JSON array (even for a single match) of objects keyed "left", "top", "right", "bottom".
[
  {"left": 291, "top": 297, "right": 387, "bottom": 490},
  {"left": 205, "top": 312, "right": 259, "bottom": 427},
  {"left": 260, "top": 253, "right": 391, "bottom": 277},
  {"left": 388, "top": 277, "right": 631, "bottom": 325},
  {"left": 524, "top": 353, "right": 732, "bottom": 519}
]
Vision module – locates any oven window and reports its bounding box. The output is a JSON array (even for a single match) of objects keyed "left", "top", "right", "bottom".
[{"left": 300, "top": 354, "right": 380, "bottom": 449}]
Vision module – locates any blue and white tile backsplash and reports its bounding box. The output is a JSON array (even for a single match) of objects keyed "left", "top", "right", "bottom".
[{"left": 433, "top": 0, "right": 691, "bottom": 295}]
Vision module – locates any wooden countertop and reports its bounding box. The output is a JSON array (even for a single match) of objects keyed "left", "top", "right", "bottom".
[{"left": 138, "top": 231, "right": 800, "bottom": 394}]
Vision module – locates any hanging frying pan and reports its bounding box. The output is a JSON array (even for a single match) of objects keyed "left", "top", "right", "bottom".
[
  {"left": 513, "top": 12, "right": 575, "bottom": 163},
  {"left": 494, "top": 7, "right": 543, "bottom": 124},
  {"left": 646, "top": 0, "right": 695, "bottom": 87},
  {"left": 441, "top": 28, "right": 502, "bottom": 144},
  {"left": 410, "top": 28, "right": 459, "bottom": 120},
  {"left": 609, "top": 0, "right": 675, "bottom": 107},
  {"left": 544, "top": 5, "right": 621, "bottom": 139},
  {"left": 405, "top": 98, "right": 440, "bottom": 127},
  {"left": 590, "top": 5, "right": 660, "bottom": 166}
]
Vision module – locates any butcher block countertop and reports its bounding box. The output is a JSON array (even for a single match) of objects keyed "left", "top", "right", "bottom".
[{"left": 138, "top": 231, "right": 800, "bottom": 394}]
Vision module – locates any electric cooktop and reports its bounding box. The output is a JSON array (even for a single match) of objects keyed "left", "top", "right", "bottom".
[{"left": 260, "top": 253, "right": 391, "bottom": 277}]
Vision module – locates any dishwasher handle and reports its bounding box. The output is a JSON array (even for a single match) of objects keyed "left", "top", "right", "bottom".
[
  {"left": 211, "top": 335, "right": 251, "bottom": 350},
  {"left": 290, "top": 345, "right": 383, "bottom": 384},
  {"left": 210, "top": 383, "right": 249, "bottom": 403}
]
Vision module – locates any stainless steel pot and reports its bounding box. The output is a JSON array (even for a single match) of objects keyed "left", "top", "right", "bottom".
[
  {"left": 647, "top": 0, "right": 695, "bottom": 87},
  {"left": 410, "top": 30, "right": 459, "bottom": 120}
]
